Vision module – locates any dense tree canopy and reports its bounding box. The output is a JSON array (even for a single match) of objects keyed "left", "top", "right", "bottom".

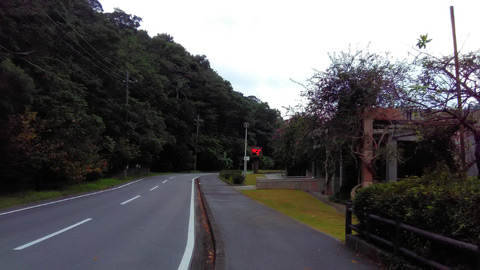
[{"left": 0, "top": 0, "right": 281, "bottom": 191}]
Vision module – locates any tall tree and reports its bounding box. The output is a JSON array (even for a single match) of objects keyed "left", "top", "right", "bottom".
[
  {"left": 397, "top": 50, "right": 480, "bottom": 174},
  {"left": 303, "top": 49, "right": 410, "bottom": 184}
]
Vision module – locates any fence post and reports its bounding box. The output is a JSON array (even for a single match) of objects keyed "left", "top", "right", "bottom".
[
  {"left": 476, "top": 241, "right": 480, "bottom": 270},
  {"left": 394, "top": 216, "right": 402, "bottom": 255},
  {"left": 345, "top": 202, "right": 352, "bottom": 235},
  {"left": 366, "top": 211, "right": 371, "bottom": 243}
]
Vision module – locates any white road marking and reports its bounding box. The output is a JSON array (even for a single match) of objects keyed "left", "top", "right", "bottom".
[
  {"left": 120, "top": 195, "right": 140, "bottom": 205},
  {"left": 150, "top": 186, "right": 159, "bottom": 191},
  {"left": 178, "top": 178, "right": 196, "bottom": 270},
  {"left": 0, "top": 178, "right": 147, "bottom": 217},
  {"left": 162, "top": 180, "right": 168, "bottom": 184},
  {"left": 169, "top": 176, "right": 174, "bottom": 179},
  {"left": 14, "top": 218, "right": 92, "bottom": 250}
]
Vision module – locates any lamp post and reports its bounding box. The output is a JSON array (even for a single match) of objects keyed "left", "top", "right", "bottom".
[{"left": 243, "top": 122, "right": 249, "bottom": 176}]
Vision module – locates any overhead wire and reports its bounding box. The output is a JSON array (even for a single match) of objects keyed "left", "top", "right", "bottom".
[
  {"left": 8, "top": 3, "right": 172, "bottom": 111},
  {"left": 31, "top": 0, "right": 125, "bottom": 77},
  {"left": 0, "top": 45, "right": 105, "bottom": 102},
  {"left": 50, "top": 8, "right": 120, "bottom": 72},
  {"left": 38, "top": 14, "right": 124, "bottom": 80},
  {"left": 41, "top": 7, "right": 169, "bottom": 109}
]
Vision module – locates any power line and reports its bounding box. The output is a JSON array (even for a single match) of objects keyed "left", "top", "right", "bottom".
[
  {"left": 36, "top": 15, "right": 122, "bottom": 80},
  {"left": 10, "top": 6, "right": 171, "bottom": 112},
  {"left": 41, "top": 11, "right": 124, "bottom": 79},
  {"left": 51, "top": 8, "right": 120, "bottom": 72},
  {"left": 0, "top": 45, "right": 105, "bottom": 102},
  {"left": 39, "top": 10, "right": 169, "bottom": 110}
]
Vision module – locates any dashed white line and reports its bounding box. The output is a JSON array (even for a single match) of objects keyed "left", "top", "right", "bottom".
[
  {"left": 14, "top": 218, "right": 92, "bottom": 250},
  {"left": 177, "top": 178, "right": 196, "bottom": 270},
  {"left": 169, "top": 176, "right": 174, "bottom": 179},
  {"left": 0, "top": 178, "right": 147, "bottom": 217},
  {"left": 162, "top": 180, "right": 168, "bottom": 184},
  {"left": 150, "top": 186, "right": 159, "bottom": 191},
  {"left": 120, "top": 195, "right": 140, "bottom": 205}
]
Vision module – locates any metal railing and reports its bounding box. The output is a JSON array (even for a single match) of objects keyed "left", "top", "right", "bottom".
[{"left": 345, "top": 203, "right": 480, "bottom": 270}]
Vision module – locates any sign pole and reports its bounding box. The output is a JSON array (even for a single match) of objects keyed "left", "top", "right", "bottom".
[{"left": 243, "top": 122, "right": 249, "bottom": 176}]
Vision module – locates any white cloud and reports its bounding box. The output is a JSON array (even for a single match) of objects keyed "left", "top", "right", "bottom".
[{"left": 99, "top": 0, "right": 480, "bottom": 117}]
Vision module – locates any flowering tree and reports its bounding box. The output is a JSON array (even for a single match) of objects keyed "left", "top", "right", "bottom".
[{"left": 303, "top": 50, "right": 410, "bottom": 184}]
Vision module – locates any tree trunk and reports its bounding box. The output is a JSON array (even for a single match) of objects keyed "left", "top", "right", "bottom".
[{"left": 473, "top": 131, "right": 480, "bottom": 178}]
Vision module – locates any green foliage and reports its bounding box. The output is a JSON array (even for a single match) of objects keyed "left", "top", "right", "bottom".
[
  {"left": 219, "top": 170, "right": 245, "bottom": 184},
  {"left": 0, "top": 59, "right": 34, "bottom": 119},
  {"left": 354, "top": 167, "right": 480, "bottom": 268},
  {"left": 219, "top": 151, "right": 233, "bottom": 169},
  {"left": 0, "top": 0, "right": 281, "bottom": 191},
  {"left": 271, "top": 114, "right": 315, "bottom": 175},
  {"left": 260, "top": 155, "right": 275, "bottom": 170},
  {"left": 416, "top": 34, "right": 432, "bottom": 49}
]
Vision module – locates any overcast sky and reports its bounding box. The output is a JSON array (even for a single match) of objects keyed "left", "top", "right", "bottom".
[{"left": 99, "top": 0, "right": 479, "bottom": 117}]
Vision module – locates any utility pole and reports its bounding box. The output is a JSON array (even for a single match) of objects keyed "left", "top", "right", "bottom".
[
  {"left": 194, "top": 114, "right": 203, "bottom": 171},
  {"left": 243, "top": 122, "right": 249, "bottom": 176},
  {"left": 123, "top": 70, "right": 130, "bottom": 178},
  {"left": 450, "top": 6, "right": 466, "bottom": 173},
  {"left": 125, "top": 70, "right": 130, "bottom": 123},
  {"left": 126, "top": 71, "right": 129, "bottom": 106}
]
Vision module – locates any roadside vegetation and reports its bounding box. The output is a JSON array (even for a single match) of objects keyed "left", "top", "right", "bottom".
[
  {"left": 219, "top": 170, "right": 269, "bottom": 186},
  {"left": 0, "top": 0, "right": 282, "bottom": 193},
  {"left": 354, "top": 167, "right": 480, "bottom": 269},
  {"left": 218, "top": 170, "right": 245, "bottom": 185},
  {"left": 244, "top": 174, "right": 265, "bottom": 185},
  {"left": 242, "top": 189, "right": 347, "bottom": 241},
  {"left": 0, "top": 173, "right": 165, "bottom": 210}
]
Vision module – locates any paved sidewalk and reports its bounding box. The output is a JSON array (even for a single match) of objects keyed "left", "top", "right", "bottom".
[{"left": 199, "top": 174, "right": 381, "bottom": 270}]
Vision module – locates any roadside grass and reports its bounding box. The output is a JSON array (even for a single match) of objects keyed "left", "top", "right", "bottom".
[
  {"left": 0, "top": 172, "right": 168, "bottom": 210},
  {"left": 257, "top": 170, "right": 283, "bottom": 174},
  {"left": 241, "top": 189, "right": 347, "bottom": 241},
  {"left": 244, "top": 174, "right": 265, "bottom": 185}
]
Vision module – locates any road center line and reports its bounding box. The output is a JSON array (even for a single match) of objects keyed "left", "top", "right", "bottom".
[
  {"left": 14, "top": 218, "right": 92, "bottom": 250},
  {"left": 178, "top": 178, "right": 196, "bottom": 270},
  {"left": 150, "top": 186, "right": 159, "bottom": 191},
  {"left": 0, "top": 178, "right": 147, "bottom": 217},
  {"left": 162, "top": 180, "right": 168, "bottom": 184},
  {"left": 120, "top": 195, "right": 140, "bottom": 205}
]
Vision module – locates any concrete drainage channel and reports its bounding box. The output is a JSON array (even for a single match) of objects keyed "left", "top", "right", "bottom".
[{"left": 191, "top": 178, "right": 225, "bottom": 270}]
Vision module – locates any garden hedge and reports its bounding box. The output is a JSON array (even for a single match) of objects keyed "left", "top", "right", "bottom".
[
  {"left": 219, "top": 170, "right": 245, "bottom": 184},
  {"left": 354, "top": 169, "right": 480, "bottom": 269}
]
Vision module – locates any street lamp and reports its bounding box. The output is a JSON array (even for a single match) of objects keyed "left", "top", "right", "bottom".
[{"left": 243, "top": 122, "right": 249, "bottom": 176}]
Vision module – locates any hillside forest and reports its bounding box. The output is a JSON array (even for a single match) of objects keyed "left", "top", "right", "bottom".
[{"left": 0, "top": 0, "right": 282, "bottom": 191}]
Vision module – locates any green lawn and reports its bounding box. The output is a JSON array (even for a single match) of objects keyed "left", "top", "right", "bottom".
[
  {"left": 244, "top": 174, "right": 265, "bottom": 185},
  {"left": 0, "top": 172, "right": 168, "bottom": 210},
  {"left": 241, "top": 189, "right": 347, "bottom": 241}
]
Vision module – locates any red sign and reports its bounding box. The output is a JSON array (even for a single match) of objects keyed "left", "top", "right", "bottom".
[{"left": 251, "top": 147, "right": 262, "bottom": 156}]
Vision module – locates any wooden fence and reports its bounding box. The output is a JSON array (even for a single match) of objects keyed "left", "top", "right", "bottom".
[{"left": 345, "top": 202, "right": 480, "bottom": 270}]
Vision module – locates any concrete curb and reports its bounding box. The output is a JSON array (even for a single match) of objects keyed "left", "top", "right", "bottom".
[{"left": 198, "top": 178, "right": 226, "bottom": 270}]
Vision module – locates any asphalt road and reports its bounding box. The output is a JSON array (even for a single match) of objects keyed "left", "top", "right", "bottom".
[
  {"left": 0, "top": 174, "right": 201, "bottom": 270},
  {"left": 199, "top": 174, "right": 381, "bottom": 270}
]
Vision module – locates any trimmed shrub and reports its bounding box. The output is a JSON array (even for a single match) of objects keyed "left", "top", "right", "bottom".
[
  {"left": 219, "top": 170, "right": 245, "bottom": 184},
  {"left": 353, "top": 169, "right": 480, "bottom": 269}
]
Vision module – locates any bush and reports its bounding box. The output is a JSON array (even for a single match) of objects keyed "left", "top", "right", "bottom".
[
  {"left": 353, "top": 168, "right": 480, "bottom": 269},
  {"left": 219, "top": 170, "right": 245, "bottom": 184}
]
